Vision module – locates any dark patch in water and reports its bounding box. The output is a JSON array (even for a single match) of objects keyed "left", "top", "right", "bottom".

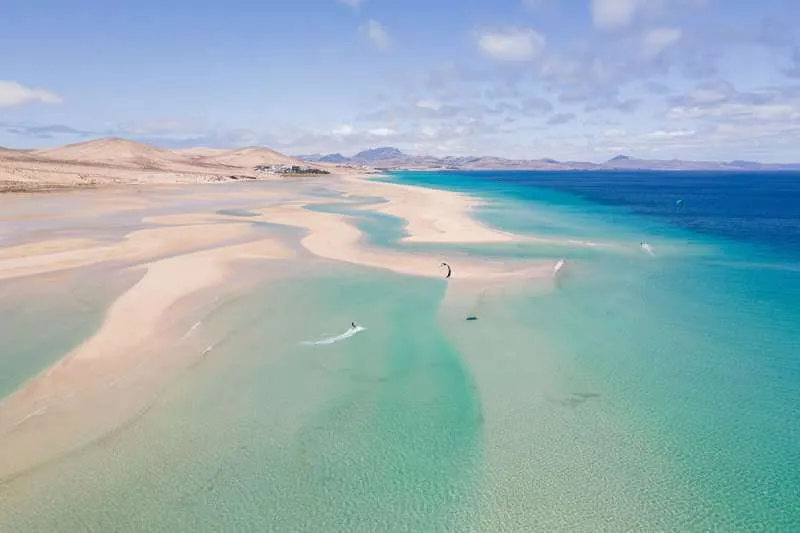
[
  {"left": 549, "top": 392, "right": 601, "bottom": 408},
  {"left": 216, "top": 208, "right": 259, "bottom": 217}
]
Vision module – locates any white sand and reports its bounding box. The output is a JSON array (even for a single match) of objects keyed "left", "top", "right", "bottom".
[
  {"left": 0, "top": 163, "right": 558, "bottom": 481},
  {"left": 343, "top": 175, "right": 516, "bottom": 243},
  {"left": 256, "top": 202, "right": 548, "bottom": 280},
  {"left": 0, "top": 237, "right": 293, "bottom": 480},
  {"left": 0, "top": 223, "right": 256, "bottom": 281}
]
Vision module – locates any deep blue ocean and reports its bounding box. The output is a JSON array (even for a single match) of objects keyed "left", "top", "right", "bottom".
[{"left": 391, "top": 170, "right": 800, "bottom": 258}]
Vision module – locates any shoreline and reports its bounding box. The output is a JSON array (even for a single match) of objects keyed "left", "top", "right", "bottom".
[
  {"left": 342, "top": 174, "right": 517, "bottom": 244},
  {"left": 0, "top": 169, "right": 559, "bottom": 481}
]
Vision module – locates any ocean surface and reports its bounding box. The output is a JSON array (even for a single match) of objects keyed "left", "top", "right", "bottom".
[{"left": 1, "top": 171, "right": 799, "bottom": 532}]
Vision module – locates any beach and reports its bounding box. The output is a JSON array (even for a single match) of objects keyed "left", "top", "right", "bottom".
[
  {"left": 0, "top": 170, "right": 550, "bottom": 480},
  {"left": 1, "top": 164, "right": 799, "bottom": 532}
]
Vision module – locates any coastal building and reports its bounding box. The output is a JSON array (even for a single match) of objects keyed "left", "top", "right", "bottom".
[{"left": 254, "top": 164, "right": 329, "bottom": 175}]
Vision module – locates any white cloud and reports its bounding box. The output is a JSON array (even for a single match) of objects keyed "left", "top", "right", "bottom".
[
  {"left": 362, "top": 19, "right": 391, "bottom": 50},
  {"left": 591, "top": 0, "right": 641, "bottom": 30},
  {"left": 603, "top": 128, "right": 627, "bottom": 136},
  {"left": 477, "top": 28, "right": 546, "bottom": 62},
  {"left": 666, "top": 84, "right": 800, "bottom": 122},
  {"left": 540, "top": 55, "right": 583, "bottom": 82},
  {"left": 0, "top": 80, "right": 62, "bottom": 107},
  {"left": 646, "top": 128, "right": 696, "bottom": 139},
  {"left": 368, "top": 127, "right": 396, "bottom": 137},
  {"left": 332, "top": 124, "right": 355, "bottom": 136},
  {"left": 641, "top": 27, "right": 683, "bottom": 60},
  {"left": 667, "top": 102, "right": 798, "bottom": 121},
  {"left": 420, "top": 125, "right": 439, "bottom": 138},
  {"left": 684, "top": 82, "right": 735, "bottom": 105},
  {"left": 416, "top": 99, "right": 442, "bottom": 111}
]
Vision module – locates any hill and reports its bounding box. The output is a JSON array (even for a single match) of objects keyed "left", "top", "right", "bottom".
[
  {"left": 0, "top": 147, "right": 37, "bottom": 162},
  {"left": 199, "top": 146, "right": 309, "bottom": 168},
  {"left": 0, "top": 138, "right": 328, "bottom": 192},
  {"left": 175, "top": 147, "right": 229, "bottom": 157},
  {"left": 33, "top": 138, "right": 192, "bottom": 169}
]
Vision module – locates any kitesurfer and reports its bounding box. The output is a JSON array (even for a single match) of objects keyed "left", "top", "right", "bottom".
[{"left": 441, "top": 262, "right": 452, "bottom": 279}]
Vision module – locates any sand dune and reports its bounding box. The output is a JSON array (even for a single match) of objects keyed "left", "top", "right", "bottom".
[
  {"left": 0, "top": 147, "right": 36, "bottom": 161},
  {"left": 0, "top": 138, "right": 325, "bottom": 191},
  {"left": 198, "top": 146, "right": 305, "bottom": 167},
  {"left": 175, "top": 147, "right": 229, "bottom": 157},
  {"left": 33, "top": 138, "right": 192, "bottom": 169}
]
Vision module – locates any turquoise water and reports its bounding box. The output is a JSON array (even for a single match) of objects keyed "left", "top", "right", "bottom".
[
  {"left": 392, "top": 170, "right": 800, "bottom": 530},
  {"left": 0, "top": 268, "right": 139, "bottom": 399},
  {"left": 0, "top": 271, "right": 483, "bottom": 532},
  {"left": 306, "top": 202, "right": 409, "bottom": 248},
  {"left": 1, "top": 173, "right": 799, "bottom": 531}
]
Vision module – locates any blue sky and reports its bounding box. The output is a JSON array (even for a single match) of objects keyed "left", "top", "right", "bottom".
[{"left": 2, "top": 0, "right": 799, "bottom": 161}]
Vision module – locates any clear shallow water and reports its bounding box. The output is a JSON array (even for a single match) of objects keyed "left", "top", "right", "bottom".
[
  {"left": 306, "top": 202, "right": 409, "bottom": 248},
  {"left": 0, "top": 271, "right": 483, "bottom": 532},
  {"left": 1, "top": 172, "right": 799, "bottom": 531},
  {"left": 0, "top": 268, "right": 140, "bottom": 399},
  {"left": 392, "top": 170, "right": 800, "bottom": 530}
]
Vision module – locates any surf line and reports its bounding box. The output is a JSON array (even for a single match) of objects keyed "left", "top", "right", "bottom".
[{"left": 301, "top": 324, "right": 366, "bottom": 346}]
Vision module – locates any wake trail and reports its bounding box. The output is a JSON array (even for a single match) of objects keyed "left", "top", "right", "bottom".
[
  {"left": 553, "top": 259, "right": 566, "bottom": 277},
  {"left": 301, "top": 326, "right": 366, "bottom": 346},
  {"left": 182, "top": 320, "right": 202, "bottom": 339}
]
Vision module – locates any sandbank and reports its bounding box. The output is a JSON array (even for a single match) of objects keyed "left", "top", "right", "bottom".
[
  {"left": 0, "top": 169, "right": 558, "bottom": 481},
  {"left": 0, "top": 237, "right": 293, "bottom": 481},
  {"left": 0, "top": 222, "right": 255, "bottom": 281},
  {"left": 342, "top": 175, "right": 516, "bottom": 244},
  {"left": 252, "top": 203, "right": 550, "bottom": 280}
]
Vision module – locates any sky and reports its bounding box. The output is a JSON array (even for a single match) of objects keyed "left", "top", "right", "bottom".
[{"left": 1, "top": 0, "right": 799, "bottom": 162}]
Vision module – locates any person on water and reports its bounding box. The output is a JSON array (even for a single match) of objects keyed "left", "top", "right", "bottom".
[{"left": 351, "top": 322, "right": 357, "bottom": 329}]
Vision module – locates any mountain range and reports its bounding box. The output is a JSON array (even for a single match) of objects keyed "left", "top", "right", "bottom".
[{"left": 296, "top": 147, "right": 800, "bottom": 172}]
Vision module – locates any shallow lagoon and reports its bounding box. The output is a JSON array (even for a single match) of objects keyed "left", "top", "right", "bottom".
[{"left": 1, "top": 173, "right": 798, "bottom": 531}]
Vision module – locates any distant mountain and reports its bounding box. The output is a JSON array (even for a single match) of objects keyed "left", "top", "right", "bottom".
[
  {"left": 318, "top": 153, "right": 349, "bottom": 163},
  {"left": 295, "top": 147, "right": 800, "bottom": 172},
  {"left": 600, "top": 155, "right": 800, "bottom": 171},
  {"left": 294, "top": 153, "right": 322, "bottom": 161},
  {"left": 352, "top": 146, "right": 405, "bottom": 162}
]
